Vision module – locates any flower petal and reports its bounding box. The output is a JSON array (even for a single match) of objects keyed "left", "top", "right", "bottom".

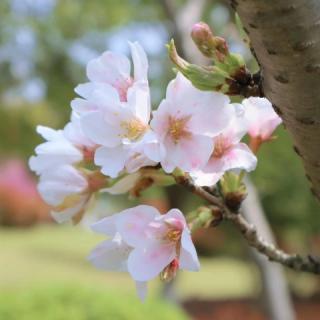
[
  {"left": 37, "top": 166, "right": 88, "bottom": 206},
  {"left": 102, "top": 173, "right": 141, "bottom": 195},
  {"left": 129, "top": 41, "right": 148, "bottom": 83},
  {"left": 88, "top": 234, "right": 131, "bottom": 272},
  {"left": 94, "top": 146, "right": 128, "bottom": 178},
  {"left": 128, "top": 243, "right": 175, "bottom": 281},
  {"left": 64, "top": 112, "right": 95, "bottom": 148},
  {"left": 156, "top": 208, "right": 186, "bottom": 230},
  {"left": 190, "top": 170, "right": 223, "bottom": 187},
  {"left": 91, "top": 214, "right": 119, "bottom": 236},
  {"left": 126, "top": 86, "right": 150, "bottom": 124},
  {"left": 243, "top": 97, "right": 282, "bottom": 140},
  {"left": 36, "top": 125, "right": 61, "bottom": 141},
  {"left": 135, "top": 281, "right": 148, "bottom": 302},
  {"left": 205, "top": 143, "right": 257, "bottom": 174},
  {"left": 86, "top": 51, "right": 131, "bottom": 84},
  {"left": 179, "top": 229, "right": 200, "bottom": 271},
  {"left": 51, "top": 194, "right": 88, "bottom": 223},
  {"left": 81, "top": 111, "right": 121, "bottom": 147},
  {"left": 161, "top": 134, "right": 214, "bottom": 173},
  {"left": 116, "top": 205, "right": 160, "bottom": 247}
]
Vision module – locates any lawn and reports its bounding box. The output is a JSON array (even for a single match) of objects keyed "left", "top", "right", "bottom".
[
  {"left": 0, "top": 224, "right": 259, "bottom": 300},
  {"left": 2, "top": 224, "right": 317, "bottom": 319}
]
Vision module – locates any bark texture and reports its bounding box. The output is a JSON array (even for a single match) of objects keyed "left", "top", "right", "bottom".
[{"left": 233, "top": 0, "right": 320, "bottom": 201}]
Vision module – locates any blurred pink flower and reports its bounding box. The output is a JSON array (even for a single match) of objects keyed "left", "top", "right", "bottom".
[{"left": 0, "top": 159, "right": 50, "bottom": 226}]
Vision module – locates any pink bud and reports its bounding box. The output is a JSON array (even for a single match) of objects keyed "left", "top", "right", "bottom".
[
  {"left": 160, "top": 258, "right": 180, "bottom": 282},
  {"left": 191, "top": 22, "right": 229, "bottom": 60},
  {"left": 191, "top": 22, "right": 213, "bottom": 45}
]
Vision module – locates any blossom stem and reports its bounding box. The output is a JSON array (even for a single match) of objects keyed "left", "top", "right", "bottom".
[{"left": 174, "top": 172, "right": 320, "bottom": 275}]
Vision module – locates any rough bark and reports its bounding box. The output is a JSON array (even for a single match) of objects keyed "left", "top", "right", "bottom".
[{"left": 232, "top": 0, "right": 320, "bottom": 201}]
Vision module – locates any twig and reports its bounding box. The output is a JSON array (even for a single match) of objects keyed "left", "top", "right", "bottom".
[{"left": 175, "top": 174, "right": 320, "bottom": 275}]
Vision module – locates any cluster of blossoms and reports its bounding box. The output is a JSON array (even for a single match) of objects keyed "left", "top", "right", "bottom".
[{"left": 29, "top": 40, "right": 282, "bottom": 300}]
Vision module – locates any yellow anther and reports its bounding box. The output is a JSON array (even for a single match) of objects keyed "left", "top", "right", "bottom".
[
  {"left": 168, "top": 115, "right": 191, "bottom": 143},
  {"left": 120, "top": 118, "right": 147, "bottom": 141}
]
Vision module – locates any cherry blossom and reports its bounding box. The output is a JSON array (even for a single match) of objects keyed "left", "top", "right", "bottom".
[
  {"left": 151, "top": 72, "right": 232, "bottom": 173},
  {"left": 88, "top": 205, "right": 159, "bottom": 300},
  {"left": 71, "top": 41, "right": 149, "bottom": 116},
  {"left": 89, "top": 205, "right": 199, "bottom": 300},
  {"left": 191, "top": 105, "right": 257, "bottom": 186},
  {"left": 36, "top": 165, "right": 105, "bottom": 223},
  {"left": 81, "top": 86, "right": 158, "bottom": 178},
  {"left": 29, "top": 111, "right": 96, "bottom": 176},
  {"left": 119, "top": 207, "right": 200, "bottom": 282},
  {"left": 243, "top": 97, "right": 282, "bottom": 141},
  {"left": 29, "top": 125, "right": 83, "bottom": 175}
]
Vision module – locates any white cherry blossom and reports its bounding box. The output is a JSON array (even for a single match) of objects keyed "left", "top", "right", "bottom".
[
  {"left": 151, "top": 72, "right": 232, "bottom": 173},
  {"left": 71, "top": 41, "right": 149, "bottom": 117},
  {"left": 192, "top": 105, "right": 257, "bottom": 186},
  {"left": 38, "top": 165, "right": 106, "bottom": 223},
  {"left": 29, "top": 112, "right": 96, "bottom": 176},
  {"left": 88, "top": 205, "right": 158, "bottom": 301},
  {"left": 29, "top": 125, "right": 83, "bottom": 175},
  {"left": 89, "top": 205, "right": 200, "bottom": 300},
  {"left": 81, "top": 87, "right": 158, "bottom": 178},
  {"left": 124, "top": 207, "right": 200, "bottom": 283}
]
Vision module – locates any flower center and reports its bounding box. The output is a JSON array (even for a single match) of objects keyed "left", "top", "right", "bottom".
[
  {"left": 212, "top": 135, "right": 230, "bottom": 158},
  {"left": 168, "top": 115, "right": 191, "bottom": 143},
  {"left": 165, "top": 228, "right": 182, "bottom": 242},
  {"left": 120, "top": 118, "right": 147, "bottom": 141}
]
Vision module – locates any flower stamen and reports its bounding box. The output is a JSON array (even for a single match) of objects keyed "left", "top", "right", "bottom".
[
  {"left": 120, "top": 118, "right": 147, "bottom": 141},
  {"left": 168, "top": 115, "right": 191, "bottom": 143}
]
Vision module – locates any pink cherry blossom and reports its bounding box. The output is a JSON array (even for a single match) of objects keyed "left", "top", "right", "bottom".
[
  {"left": 89, "top": 205, "right": 159, "bottom": 300},
  {"left": 71, "top": 41, "right": 149, "bottom": 116},
  {"left": 151, "top": 72, "right": 232, "bottom": 173},
  {"left": 70, "top": 42, "right": 158, "bottom": 178},
  {"left": 243, "top": 97, "right": 282, "bottom": 141},
  {"left": 29, "top": 112, "right": 96, "bottom": 175},
  {"left": 119, "top": 207, "right": 200, "bottom": 282},
  {"left": 192, "top": 105, "right": 257, "bottom": 186},
  {"left": 29, "top": 126, "right": 83, "bottom": 175},
  {"left": 89, "top": 205, "right": 199, "bottom": 300},
  {"left": 36, "top": 165, "right": 106, "bottom": 223}
]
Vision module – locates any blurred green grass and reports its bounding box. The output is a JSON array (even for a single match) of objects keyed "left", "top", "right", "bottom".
[
  {"left": 0, "top": 285, "right": 189, "bottom": 320},
  {"left": 1, "top": 224, "right": 318, "bottom": 320},
  {"left": 0, "top": 225, "right": 259, "bottom": 300}
]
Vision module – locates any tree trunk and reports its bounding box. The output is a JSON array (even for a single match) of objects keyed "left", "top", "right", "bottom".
[{"left": 233, "top": 0, "right": 320, "bottom": 201}]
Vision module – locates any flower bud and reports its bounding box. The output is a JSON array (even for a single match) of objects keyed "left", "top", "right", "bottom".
[
  {"left": 191, "top": 22, "right": 229, "bottom": 62},
  {"left": 168, "top": 39, "right": 230, "bottom": 92},
  {"left": 220, "top": 172, "right": 247, "bottom": 212},
  {"left": 160, "top": 258, "right": 179, "bottom": 282}
]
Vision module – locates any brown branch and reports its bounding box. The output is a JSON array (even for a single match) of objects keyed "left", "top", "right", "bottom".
[{"left": 174, "top": 173, "right": 320, "bottom": 275}]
